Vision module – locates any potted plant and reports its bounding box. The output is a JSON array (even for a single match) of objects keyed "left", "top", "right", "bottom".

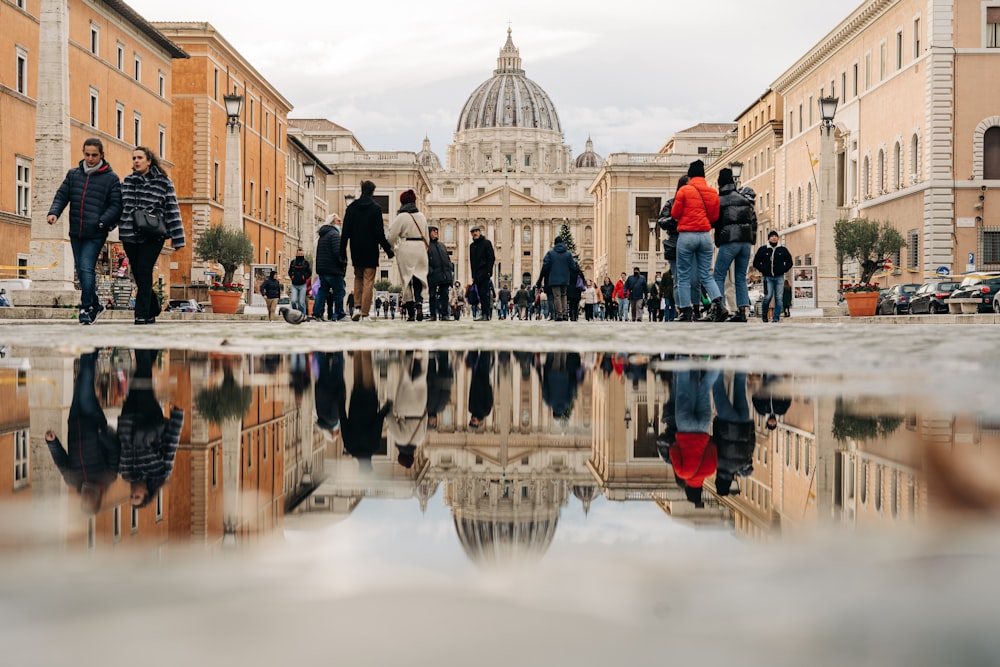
[
  {"left": 840, "top": 281, "right": 882, "bottom": 317},
  {"left": 194, "top": 225, "right": 255, "bottom": 314},
  {"left": 831, "top": 398, "right": 903, "bottom": 443},
  {"left": 194, "top": 370, "right": 252, "bottom": 424}
]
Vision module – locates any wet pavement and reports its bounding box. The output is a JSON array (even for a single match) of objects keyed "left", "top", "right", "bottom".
[{"left": 1, "top": 320, "right": 1000, "bottom": 666}]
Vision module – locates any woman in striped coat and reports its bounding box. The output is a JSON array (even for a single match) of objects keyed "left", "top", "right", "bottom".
[{"left": 120, "top": 147, "right": 186, "bottom": 324}]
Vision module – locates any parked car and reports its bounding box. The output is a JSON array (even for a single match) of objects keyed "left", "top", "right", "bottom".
[
  {"left": 165, "top": 298, "right": 204, "bottom": 313},
  {"left": 908, "top": 280, "right": 960, "bottom": 314},
  {"left": 948, "top": 276, "right": 1000, "bottom": 314},
  {"left": 877, "top": 283, "right": 921, "bottom": 315}
]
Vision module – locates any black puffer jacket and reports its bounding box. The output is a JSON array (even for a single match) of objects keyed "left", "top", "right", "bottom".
[
  {"left": 48, "top": 160, "right": 123, "bottom": 239},
  {"left": 315, "top": 224, "right": 347, "bottom": 276},
  {"left": 427, "top": 238, "right": 453, "bottom": 286},
  {"left": 658, "top": 197, "right": 679, "bottom": 261},
  {"left": 714, "top": 183, "right": 756, "bottom": 247}
]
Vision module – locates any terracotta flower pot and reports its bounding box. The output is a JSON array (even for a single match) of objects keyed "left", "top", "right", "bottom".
[
  {"left": 208, "top": 290, "right": 242, "bottom": 314},
  {"left": 843, "top": 291, "right": 879, "bottom": 317}
]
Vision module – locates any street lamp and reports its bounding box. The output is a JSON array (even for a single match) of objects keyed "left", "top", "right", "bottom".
[
  {"left": 624, "top": 407, "right": 632, "bottom": 428},
  {"left": 223, "top": 90, "right": 244, "bottom": 130},
  {"left": 729, "top": 160, "right": 744, "bottom": 186},
  {"left": 818, "top": 95, "right": 839, "bottom": 134},
  {"left": 816, "top": 95, "right": 840, "bottom": 314},
  {"left": 625, "top": 226, "right": 633, "bottom": 248},
  {"left": 302, "top": 161, "right": 315, "bottom": 187}
]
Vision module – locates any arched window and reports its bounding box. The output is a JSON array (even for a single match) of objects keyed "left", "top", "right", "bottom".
[
  {"left": 584, "top": 225, "right": 593, "bottom": 244},
  {"left": 862, "top": 156, "right": 870, "bottom": 197},
  {"left": 806, "top": 182, "right": 814, "bottom": 218},
  {"left": 787, "top": 192, "right": 793, "bottom": 226},
  {"left": 893, "top": 142, "right": 903, "bottom": 189},
  {"left": 444, "top": 224, "right": 455, "bottom": 242},
  {"left": 796, "top": 187, "right": 803, "bottom": 223},
  {"left": 910, "top": 134, "right": 920, "bottom": 182},
  {"left": 877, "top": 149, "right": 886, "bottom": 193},
  {"left": 522, "top": 225, "right": 532, "bottom": 244},
  {"left": 985, "top": 126, "right": 1000, "bottom": 179}
]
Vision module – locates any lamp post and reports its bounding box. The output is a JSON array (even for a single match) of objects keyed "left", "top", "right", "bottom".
[
  {"left": 625, "top": 226, "right": 633, "bottom": 249},
  {"left": 729, "top": 160, "right": 744, "bottom": 187},
  {"left": 301, "top": 161, "right": 316, "bottom": 253},
  {"left": 816, "top": 95, "right": 840, "bottom": 314},
  {"left": 647, "top": 216, "right": 657, "bottom": 283},
  {"left": 223, "top": 89, "right": 244, "bottom": 232}
]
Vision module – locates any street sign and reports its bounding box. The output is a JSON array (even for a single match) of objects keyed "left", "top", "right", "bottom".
[
  {"left": 883, "top": 259, "right": 893, "bottom": 271},
  {"left": 936, "top": 266, "right": 950, "bottom": 276}
]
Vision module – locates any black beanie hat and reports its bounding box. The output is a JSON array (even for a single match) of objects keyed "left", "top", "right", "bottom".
[
  {"left": 718, "top": 168, "right": 734, "bottom": 186},
  {"left": 687, "top": 160, "right": 705, "bottom": 178}
]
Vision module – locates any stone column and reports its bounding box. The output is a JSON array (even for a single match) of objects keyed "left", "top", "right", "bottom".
[
  {"left": 302, "top": 182, "right": 315, "bottom": 250},
  {"left": 816, "top": 125, "right": 840, "bottom": 314},
  {"left": 25, "top": 0, "right": 76, "bottom": 306},
  {"left": 224, "top": 120, "right": 243, "bottom": 232}
]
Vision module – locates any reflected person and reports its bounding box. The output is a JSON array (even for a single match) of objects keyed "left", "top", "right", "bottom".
[
  {"left": 426, "top": 351, "right": 454, "bottom": 431},
  {"left": 118, "top": 349, "right": 183, "bottom": 507},
  {"left": 539, "top": 352, "right": 582, "bottom": 419},
  {"left": 466, "top": 351, "right": 494, "bottom": 431},
  {"left": 390, "top": 351, "right": 428, "bottom": 469},
  {"left": 711, "top": 371, "right": 755, "bottom": 497},
  {"left": 750, "top": 374, "right": 792, "bottom": 431},
  {"left": 314, "top": 351, "right": 344, "bottom": 434},
  {"left": 44, "top": 351, "right": 119, "bottom": 515},
  {"left": 671, "top": 366, "right": 720, "bottom": 507},
  {"left": 339, "top": 350, "right": 392, "bottom": 472}
]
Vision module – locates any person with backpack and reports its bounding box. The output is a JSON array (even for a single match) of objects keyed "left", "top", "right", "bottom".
[
  {"left": 752, "top": 230, "right": 794, "bottom": 323},
  {"left": 287, "top": 248, "right": 312, "bottom": 314},
  {"left": 711, "top": 168, "right": 757, "bottom": 322}
]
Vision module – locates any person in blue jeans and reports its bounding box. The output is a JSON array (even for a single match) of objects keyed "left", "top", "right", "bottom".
[
  {"left": 752, "top": 230, "right": 793, "bottom": 322},
  {"left": 711, "top": 168, "right": 756, "bottom": 322},
  {"left": 47, "top": 138, "right": 122, "bottom": 325},
  {"left": 671, "top": 160, "right": 726, "bottom": 322},
  {"left": 312, "top": 214, "right": 348, "bottom": 321}
]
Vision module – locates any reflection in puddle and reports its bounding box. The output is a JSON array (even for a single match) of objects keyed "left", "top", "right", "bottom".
[{"left": 5, "top": 347, "right": 1000, "bottom": 558}]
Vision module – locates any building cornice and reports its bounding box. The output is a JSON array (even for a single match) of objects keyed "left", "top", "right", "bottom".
[
  {"left": 102, "top": 1, "right": 188, "bottom": 59},
  {"left": 772, "top": 0, "right": 897, "bottom": 92}
]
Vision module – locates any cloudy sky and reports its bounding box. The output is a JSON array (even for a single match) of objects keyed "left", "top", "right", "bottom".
[{"left": 128, "top": 0, "right": 865, "bottom": 160}]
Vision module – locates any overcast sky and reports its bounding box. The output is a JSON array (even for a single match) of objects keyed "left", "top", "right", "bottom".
[{"left": 129, "top": 0, "right": 865, "bottom": 161}]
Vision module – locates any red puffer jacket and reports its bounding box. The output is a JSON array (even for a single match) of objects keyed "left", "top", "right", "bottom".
[{"left": 670, "top": 177, "right": 720, "bottom": 233}]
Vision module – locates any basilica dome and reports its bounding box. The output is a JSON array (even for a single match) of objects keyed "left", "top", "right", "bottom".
[{"left": 456, "top": 29, "right": 562, "bottom": 134}]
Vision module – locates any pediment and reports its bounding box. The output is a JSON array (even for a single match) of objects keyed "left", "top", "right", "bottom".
[{"left": 466, "top": 188, "right": 543, "bottom": 205}]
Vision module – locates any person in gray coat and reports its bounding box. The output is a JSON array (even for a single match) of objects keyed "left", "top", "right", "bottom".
[{"left": 426, "top": 225, "right": 453, "bottom": 321}]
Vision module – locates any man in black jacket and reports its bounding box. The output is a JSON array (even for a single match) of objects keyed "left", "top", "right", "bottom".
[
  {"left": 752, "top": 230, "right": 794, "bottom": 322},
  {"left": 426, "top": 225, "right": 453, "bottom": 321},
  {"left": 340, "top": 181, "right": 394, "bottom": 321},
  {"left": 314, "top": 214, "right": 348, "bottom": 321},
  {"left": 624, "top": 267, "right": 648, "bottom": 323},
  {"left": 287, "top": 248, "right": 312, "bottom": 313},
  {"left": 47, "top": 138, "right": 123, "bottom": 325},
  {"left": 469, "top": 226, "right": 495, "bottom": 320}
]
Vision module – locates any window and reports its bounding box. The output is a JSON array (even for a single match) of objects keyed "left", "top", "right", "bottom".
[
  {"left": 880, "top": 41, "right": 887, "bottom": 81},
  {"left": 910, "top": 134, "right": 921, "bottom": 181},
  {"left": 841, "top": 72, "right": 847, "bottom": 101},
  {"left": 984, "top": 126, "right": 1000, "bottom": 179},
  {"left": 806, "top": 182, "right": 813, "bottom": 218},
  {"left": 105, "top": 106, "right": 122, "bottom": 146},
  {"left": 523, "top": 226, "right": 532, "bottom": 243},
  {"left": 865, "top": 52, "right": 872, "bottom": 89},
  {"left": 908, "top": 229, "right": 920, "bottom": 268},
  {"left": 213, "top": 69, "right": 219, "bottom": 100},
  {"left": 16, "top": 158, "right": 31, "bottom": 217},
  {"left": 249, "top": 181, "right": 256, "bottom": 215},
  {"left": 213, "top": 161, "right": 220, "bottom": 201},
  {"left": 798, "top": 103, "right": 803, "bottom": 133},
  {"left": 16, "top": 47, "right": 27, "bottom": 95},
  {"left": 914, "top": 18, "right": 921, "bottom": 56},
  {"left": 14, "top": 430, "right": 29, "bottom": 488},
  {"left": 89, "top": 88, "right": 99, "bottom": 128},
  {"left": 158, "top": 126, "right": 166, "bottom": 158},
  {"left": 134, "top": 54, "right": 141, "bottom": 82},
  {"left": 796, "top": 187, "right": 803, "bottom": 223},
  {"left": 249, "top": 99, "right": 254, "bottom": 128},
  {"left": 523, "top": 187, "right": 531, "bottom": 197},
  {"left": 982, "top": 228, "right": 1000, "bottom": 266},
  {"left": 445, "top": 224, "right": 455, "bottom": 242},
  {"left": 896, "top": 31, "right": 903, "bottom": 70},
  {"left": 989, "top": 7, "right": 1000, "bottom": 48},
  {"left": 852, "top": 63, "right": 859, "bottom": 97},
  {"left": 89, "top": 23, "right": 99, "bottom": 55},
  {"left": 131, "top": 507, "right": 139, "bottom": 533},
  {"left": 113, "top": 506, "right": 122, "bottom": 541},
  {"left": 808, "top": 95, "right": 813, "bottom": 126},
  {"left": 877, "top": 149, "right": 886, "bottom": 193},
  {"left": 524, "top": 154, "right": 531, "bottom": 167},
  {"left": 315, "top": 143, "right": 329, "bottom": 152},
  {"left": 893, "top": 142, "right": 903, "bottom": 189},
  {"left": 477, "top": 187, "right": 486, "bottom": 196},
  {"left": 862, "top": 156, "right": 870, "bottom": 197},
  {"left": 697, "top": 146, "right": 708, "bottom": 154},
  {"left": 133, "top": 112, "right": 141, "bottom": 145},
  {"left": 116, "top": 42, "right": 124, "bottom": 70},
  {"left": 788, "top": 111, "right": 794, "bottom": 138},
  {"left": 158, "top": 71, "right": 165, "bottom": 97}
]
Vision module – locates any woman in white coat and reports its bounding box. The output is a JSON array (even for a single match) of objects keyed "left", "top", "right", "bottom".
[{"left": 386, "top": 189, "right": 430, "bottom": 321}]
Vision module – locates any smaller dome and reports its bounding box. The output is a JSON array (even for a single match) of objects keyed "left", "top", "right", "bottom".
[
  {"left": 417, "top": 136, "right": 442, "bottom": 171},
  {"left": 574, "top": 136, "right": 603, "bottom": 169}
]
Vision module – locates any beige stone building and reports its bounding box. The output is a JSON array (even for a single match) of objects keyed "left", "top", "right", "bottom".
[{"left": 715, "top": 0, "right": 1000, "bottom": 294}]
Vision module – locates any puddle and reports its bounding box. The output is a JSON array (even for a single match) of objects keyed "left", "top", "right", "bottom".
[{"left": 2, "top": 342, "right": 999, "bottom": 665}]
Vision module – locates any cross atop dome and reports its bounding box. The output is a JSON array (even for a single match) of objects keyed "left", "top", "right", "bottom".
[{"left": 495, "top": 27, "right": 523, "bottom": 75}]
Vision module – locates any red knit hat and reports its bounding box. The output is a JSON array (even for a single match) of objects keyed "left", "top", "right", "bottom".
[{"left": 400, "top": 189, "right": 416, "bottom": 204}]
